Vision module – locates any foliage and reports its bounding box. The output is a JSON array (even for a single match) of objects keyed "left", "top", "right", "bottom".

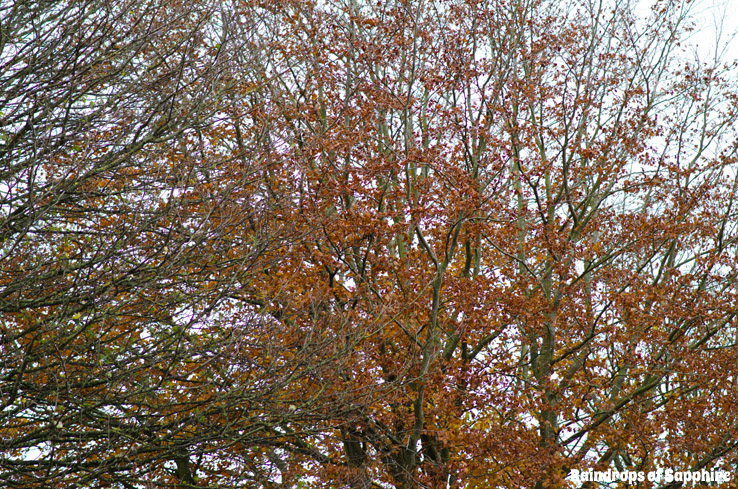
[
  {"left": 2, "top": 0, "right": 738, "bottom": 488},
  {"left": 0, "top": 1, "right": 345, "bottom": 487}
]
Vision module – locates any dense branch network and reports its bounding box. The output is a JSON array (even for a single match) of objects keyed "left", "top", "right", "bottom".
[{"left": 1, "top": 0, "right": 738, "bottom": 488}]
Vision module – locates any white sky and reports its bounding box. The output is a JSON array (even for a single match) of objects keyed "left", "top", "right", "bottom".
[{"left": 677, "top": 0, "right": 738, "bottom": 60}]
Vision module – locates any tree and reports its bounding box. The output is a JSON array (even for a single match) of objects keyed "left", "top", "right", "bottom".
[
  {"left": 3, "top": 0, "right": 738, "bottom": 488},
  {"left": 0, "top": 1, "right": 355, "bottom": 487},
  {"left": 236, "top": 0, "right": 738, "bottom": 487}
]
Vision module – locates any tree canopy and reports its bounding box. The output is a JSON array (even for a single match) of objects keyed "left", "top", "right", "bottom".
[{"left": 2, "top": 0, "right": 738, "bottom": 488}]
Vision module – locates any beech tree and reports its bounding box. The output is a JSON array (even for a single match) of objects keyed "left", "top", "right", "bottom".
[
  {"left": 0, "top": 1, "right": 354, "bottom": 487},
  {"left": 239, "top": 0, "right": 738, "bottom": 487},
  {"left": 2, "top": 0, "right": 738, "bottom": 488}
]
